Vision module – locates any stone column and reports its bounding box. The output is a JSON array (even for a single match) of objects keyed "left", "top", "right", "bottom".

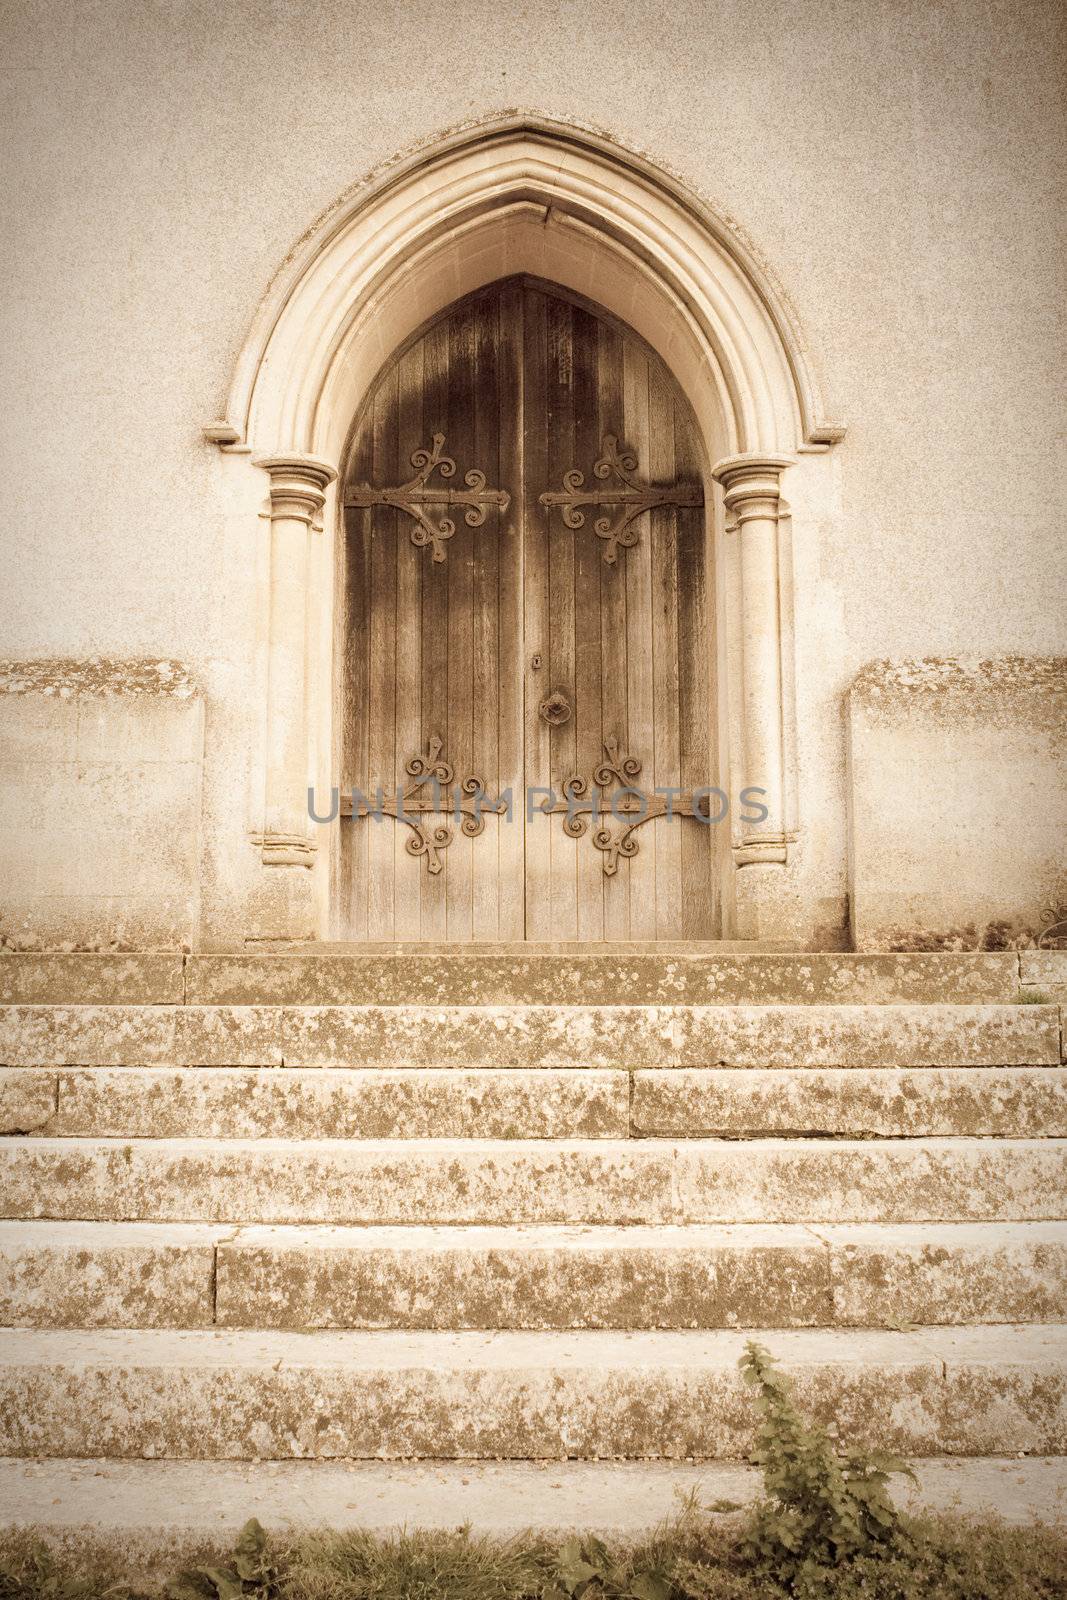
[
  {"left": 252, "top": 454, "right": 337, "bottom": 867},
  {"left": 711, "top": 453, "right": 792, "bottom": 868}
]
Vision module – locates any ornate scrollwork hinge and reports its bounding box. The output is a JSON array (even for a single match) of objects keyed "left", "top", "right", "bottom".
[
  {"left": 344, "top": 435, "right": 510, "bottom": 564},
  {"left": 542, "top": 735, "right": 710, "bottom": 876},
  {"left": 340, "top": 735, "right": 506, "bottom": 875},
  {"left": 1038, "top": 903, "right": 1067, "bottom": 950},
  {"left": 539, "top": 435, "right": 704, "bottom": 564}
]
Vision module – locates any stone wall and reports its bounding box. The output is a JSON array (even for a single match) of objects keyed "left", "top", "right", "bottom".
[
  {"left": 0, "top": 662, "right": 204, "bottom": 949},
  {"left": 0, "top": 0, "right": 1063, "bottom": 946},
  {"left": 847, "top": 657, "right": 1067, "bottom": 951}
]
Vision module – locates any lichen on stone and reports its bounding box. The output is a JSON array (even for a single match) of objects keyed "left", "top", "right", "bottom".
[
  {"left": 850, "top": 654, "right": 1067, "bottom": 705},
  {"left": 0, "top": 658, "right": 198, "bottom": 698}
]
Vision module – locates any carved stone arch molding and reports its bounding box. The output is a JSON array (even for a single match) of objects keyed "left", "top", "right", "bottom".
[{"left": 204, "top": 115, "right": 845, "bottom": 939}]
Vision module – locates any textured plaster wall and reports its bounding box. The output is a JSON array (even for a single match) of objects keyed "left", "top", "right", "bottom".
[
  {"left": 847, "top": 658, "right": 1067, "bottom": 951},
  {"left": 1, "top": 0, "right": 1064, "bottom": 942},
  {"left": 0, "top": 661, "right": 204, "bottom": 947}
]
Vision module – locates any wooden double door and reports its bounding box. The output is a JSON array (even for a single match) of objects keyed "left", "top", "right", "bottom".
[{"left": 339, "top": 278, "right": 718, "bottom": 942}]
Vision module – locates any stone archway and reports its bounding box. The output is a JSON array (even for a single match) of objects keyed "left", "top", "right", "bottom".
[{"left": 204, "top": 116, "right": 844, "bottom": 942}]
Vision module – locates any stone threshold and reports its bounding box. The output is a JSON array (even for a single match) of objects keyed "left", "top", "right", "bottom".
[{"left": 2, "top": 948, "right": 1064, "bottom": 1006}]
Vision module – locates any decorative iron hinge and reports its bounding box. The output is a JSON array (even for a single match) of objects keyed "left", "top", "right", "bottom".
[
  {"left": 340, "top": 735, "right": 506, "bottom": 874},
  {"left": 344, "top": 435, "right": 510, "bottom": 563},
  {"left": 541, "top": 736, "right": 711, "bottom": 875},
  {"left": 539, "top": 435, "right": 704, "bottom": 563},
  {"left": 1038, "top": 903, "right": 1067, "bottom": 950}
]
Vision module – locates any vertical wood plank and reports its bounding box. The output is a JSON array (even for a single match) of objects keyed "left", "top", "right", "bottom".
[
  {"left": 393, "top": 343, "right": 424, "bottom": 941},
  {"left": 648, "top": 362, "right": 682, "bottom": 939},
  {"left": 623, "top": 340, "right": 658, "bottom": 939},
  {"left": 571, "top": 300, "right": 605, "bottom": 940},
  {"left": 597, "top": 314, "right": 630, "bottom": 940},
  {"left": 496, "top": 281, "right": 526, "bottom": 941},
  {"left": 522, "top": 286, "right": 553, "bottom": 939},
  {"left": 445, "top": 299, "right": 478, "bottom": 943},
  {"left": 546, "top": 292, "right": 578, "bottom": 940},
  {"left": 472, "top": 290, "right": 502, "bottom": 940},
  {"left": 419, "top": 315, "right": 451, "bottom": 940},
  {"left": 366, "top": 368, "right": 399, "bottom": 939}
]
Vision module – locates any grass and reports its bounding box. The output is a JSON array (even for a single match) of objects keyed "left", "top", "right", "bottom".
[{"left": 1, "top": 1511, "right": 1065, "bottom": 1600}]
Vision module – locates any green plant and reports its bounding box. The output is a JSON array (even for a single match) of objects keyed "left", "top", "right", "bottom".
[
  {"left": 541, "top": 1534, "right": 674, "bottom": 1600},
  {"left": 1018, "top": 989, "right": 1051, "bottom": 1004},
  {"left": 739, "top": 1341, "right": 914, "bottom": 1595},
  {"left": 168, "top": 1521, "right": 279, "bottom": 1600}
]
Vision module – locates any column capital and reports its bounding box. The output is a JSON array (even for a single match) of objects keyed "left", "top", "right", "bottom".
[
  {"left": 253, "top": 453, "right": 338, "bottom": 525},
  {"left": 711, "top": 453, "right": 792, "bottom": 524}
]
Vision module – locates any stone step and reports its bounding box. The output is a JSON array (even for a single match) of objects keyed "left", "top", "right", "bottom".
[
  {"left": 214, "top": 1220, "right": 1067, "bottom": 1331},
  {"left": 0, "top": 955, "right": 185, "bottom": 1006},
  {"left": 5, "top": 1220, "right": 1063, "bottom": 1331},
  {"left": 4, "top": 1137, "right": 1063, "bottom": 1224},
  {"left": 631, "top": 1066, "right": 1067, "bottom": 1137},
  {"left": 184, "top": 951, "right": 1035, "bottom": 1006},
  {"left": 5, "top": 1064, "right": 1064, "bottom": 1140},
  {"left": 2, "top": 1324, "right": 1063, "bottom": 1460},
  {"left": 0, "top": 1002, "right": 1060, "bottom": 1067},
  {"left": 4, "top": 1456, "right": 1065, "bottom": 1546},
  {"left": 1, "top": 950, "right": 1043, "bottom": 1007},
  {"left": 0, "top": 1222, "right": 222, "bottom": 1328},
  {"left": 1, "top": 1067, "right": 629, "bottom": 1139}
]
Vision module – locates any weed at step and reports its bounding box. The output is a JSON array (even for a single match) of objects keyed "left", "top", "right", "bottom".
[
  {"left": 738, "top": 1338, "right": 913, "bottom": 1593},
  {"left": 169, "top": 1519, "right": 279, "bottom": 1600}
]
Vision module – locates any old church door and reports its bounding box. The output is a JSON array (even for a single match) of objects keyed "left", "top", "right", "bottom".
[{"left": 339, "top": 279, "right": 718, "bottom": 941}]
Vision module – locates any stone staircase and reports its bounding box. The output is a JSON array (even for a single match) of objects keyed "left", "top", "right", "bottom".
[{"left": 1, "top": 948, "right": 1066, "bottom": 1540}]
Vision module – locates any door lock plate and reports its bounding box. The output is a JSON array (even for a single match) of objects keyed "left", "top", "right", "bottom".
[{"left": 538, "top": 690, "right": 572, "bottom": 726}]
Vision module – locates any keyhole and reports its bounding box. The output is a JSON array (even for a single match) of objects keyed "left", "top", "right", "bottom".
[{"left": 531, "top": 653, "right": 543, "bottom": 671}]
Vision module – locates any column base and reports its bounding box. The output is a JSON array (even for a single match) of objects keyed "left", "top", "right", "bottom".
[
  {"left": 251, "top": 832, "right": 317, "bottom": 868},
  {"left": 733, "top": 834, "right": 789, "bottom": 867},
  {"left": 241, "top": 857, "right": 318, "bottom": 943}
]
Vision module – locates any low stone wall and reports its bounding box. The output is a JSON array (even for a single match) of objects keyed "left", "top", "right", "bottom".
[
  {"left": 0, "top": 660, "right": 204, "bottom": 950},
  {"left": 846, "top": 656, "right": 1067, "bottom": 951}
]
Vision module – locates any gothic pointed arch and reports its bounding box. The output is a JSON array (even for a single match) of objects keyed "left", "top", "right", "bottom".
[{"left": 206, "top": 118, "right": 844, "bottom": 939}]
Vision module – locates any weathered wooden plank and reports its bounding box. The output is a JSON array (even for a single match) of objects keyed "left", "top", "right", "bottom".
[
  {"left": 496, "top": 282, "right": 526, "bottom": 941},
  {"left": 623, "top": 342, "right": 657, "bottom": 939},
  {"left": 393, "top": 343, "right": 425, "bottom": 940},
  {"left": 444, "top": 301, "right": 478, "bottom": 942},
  {"left": 522, "top": 286, "right": 553, "bottom": 940},
  {"left": 648, "top": 363, "right": 682, "bottom": 939},
  {"left": 597, "top": 314, "right": 631, "bottom": 940},
  {"left": 472, "top": 292, "right": 503, "bottom": 940},
  {"left": 366, "top": 366, "right": 400, "bottom": 939},
  {"left": 546, "top": 292, "right": 579, "bottom": 940},
  {"left": 571, "top": 298, "right": 605, "bottom": 941},
  {"left": 419, "top": 316, "right": 451, "bottom": 940}
]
